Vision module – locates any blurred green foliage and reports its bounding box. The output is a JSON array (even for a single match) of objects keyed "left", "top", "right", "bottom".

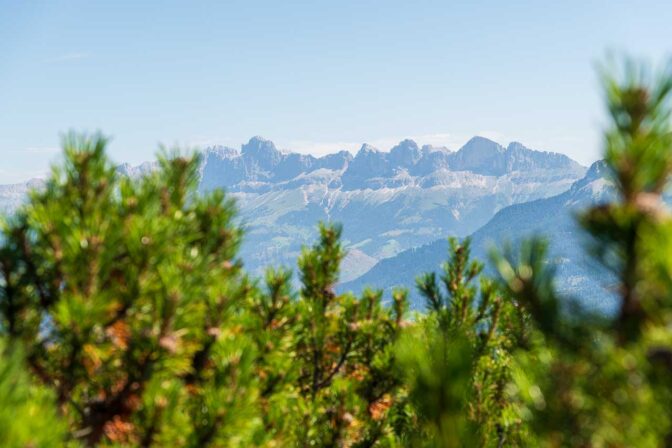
[
  {"left": 0, "top": 340, "right": 70, "bottom": 447},
  {"left": 1, "top": 57, "right": 672, "bottom": 446}
]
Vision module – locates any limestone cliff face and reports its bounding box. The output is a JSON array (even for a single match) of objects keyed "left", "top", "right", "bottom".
[
  {"left": 0, "top": 136, "right": 587, "bottom": 285},
  {"left": 194, "top": 136, "right": 585, "bottom": 280}
]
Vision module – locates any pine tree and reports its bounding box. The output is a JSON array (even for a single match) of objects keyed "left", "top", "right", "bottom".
[
  {"left": 0, "top": 339, "right": 69, "bottom": 447},
  {"left": 3, "top": 55, "right": 672, "bottom": 447},
  {"left": 492, "top": 59, "right": 672, "bottom": 446},
  {"left": 398, "top": 237, "right": 526, "bottom": 447},
  {"left": 290, "top": 223, "right": 408, "bottom": 446},
  {"left": 0, "top": 134, "right": 411, "bottom": 447},
  {"left": 0, "top": 134, "right": 259, "bottom": 446}
]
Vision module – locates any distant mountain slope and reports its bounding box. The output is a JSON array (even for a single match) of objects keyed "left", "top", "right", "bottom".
[
  {"left": 0, "top": 136, "right": 586, "bottom": 281},
  {"left": 340, "top": 161, "right": 617, "bottom": 312},
  {"left": 0, "top": 179, "right": 44, "bottom": 215},
  {"left": 117, "top": 161, "right": 159, "bottom": 179},
  {"left": 0, "top": 163, "right": 159, "bottom": 215},
  {"left": 198, "top": 136, "right": 586, "bottom": 278}
]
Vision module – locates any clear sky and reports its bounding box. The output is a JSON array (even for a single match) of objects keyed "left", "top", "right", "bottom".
[{"left": 1, "top": 1, "right": 671, "bottom": 183}]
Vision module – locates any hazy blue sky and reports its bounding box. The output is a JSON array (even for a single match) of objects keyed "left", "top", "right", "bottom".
[{"left": 1, "top": 1, "right": 671, "bottom": 183}]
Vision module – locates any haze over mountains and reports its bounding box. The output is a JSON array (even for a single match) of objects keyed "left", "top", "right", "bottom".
[
  {"left": 0, "top": 179, "right": 44, "bottom": 215},
  {"left": 197, "top": 136, "right": 586, "bottom": 281},
  {"left": 0, "top": 135, "right": 591, "bottom": 294},
  {"left": 342, "top": 161, "right": 616, "bottom": 311}
]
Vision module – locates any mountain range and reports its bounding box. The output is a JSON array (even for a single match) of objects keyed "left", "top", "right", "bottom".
[
  {"left": 0, "top": 179, "right": 44, "bottom": 215},
  {"left": 0, "top": 136, "right": 589, "bottom": 290},
  {"left": 341, "top": 161, "right": 617, "bottom": 311},
  {"left": 196, "top": 136, "right": 586, "bottom": 281}
]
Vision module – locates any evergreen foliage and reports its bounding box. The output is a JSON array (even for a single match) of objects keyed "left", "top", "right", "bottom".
[
  {"left": 403, "top": 238, "right": 525, "bottom": 447},
  {"left": 1, "top": 57, "right": 672, "bottom": 446},
  {"left": 491, "top": 59, "right": 672, "bottom": 446},
  {"left": 0, "top": 340, "right": 69, "bottom": 447}
]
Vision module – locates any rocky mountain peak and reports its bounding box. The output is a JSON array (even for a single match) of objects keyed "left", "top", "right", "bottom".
[
  {"left": 451, "top": 136, "right": 507, "bottom": 175},
  {"left": 585, "top": 160, "right": 608, "bottom": 180},
  {"left": 1, "top": 135, "right": 590, "bottom": 290},
  {"left": 318, "top": 150, "right": 353, "bottom": 171},
  {"left": 357, "top": 143, "right": 380, "bottom": 155},
  {"left": 421, "top": 144, "right": 452, "bottom": 154},
  {"left": 205, "top": 145, "right": 239, "bottom": 159},
  {"left": 459, "top": 136, "right": 505, "bottom": 156},
  {"left": 116, "top": 161, "right": 159, "bottom": 179},
  {"left": 506, "top": 141, "right": 529, "bottom": 153},
  {"left": 389, "top": 139, "right": 421, "bottom": 167},
  {"left": 567, "top": 160, "right": 610, "bottom": 196},
  {"left": 241, "top": 136, "right": 282, "bottom": 169},
  {"left": 342, "top": 144, "right": 389, "bottom": 189}
]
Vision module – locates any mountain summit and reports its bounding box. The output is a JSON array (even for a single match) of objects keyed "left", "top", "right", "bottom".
[
  {"left": 341, "top": 160, "right": 614, "bottom": 310},
  {"left": 241, "top": 136, "right": 283, "bottom": 170},
  {"left": 194, "top": 136, "right": 586, "bottom": 279},
  {"left": 0, "top": 136, "right": 587, "bottom": 283}
]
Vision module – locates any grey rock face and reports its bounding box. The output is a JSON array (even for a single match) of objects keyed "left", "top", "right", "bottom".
[
  {"left": 340, "top": 161, "right": 615, "bottom": 312},
  {"left": 0, "top": 179, "right": 45, "bottom": 214},
  {"left": 450, "top": 136, "right": 507, "bottom": 175},
  {"left": 194, "top": 136, "right": 586, "bottom": 281},
  {"left": 389, "top": 139, "right": 422, "bottom": 168},
  {"left": 117, "top": 161, "right": 159, "bottom": 179},
  {"left": 0, "top": 136, "right": 587, "bottom": 287}
]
